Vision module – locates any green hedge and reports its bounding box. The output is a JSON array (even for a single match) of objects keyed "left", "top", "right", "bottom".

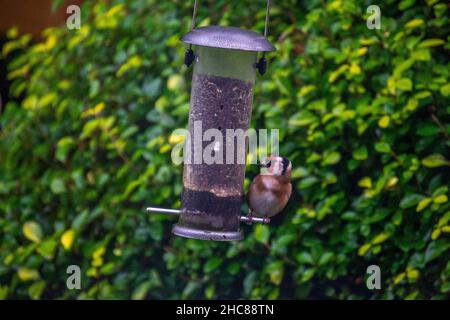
[{"left": 0, "top": 0, "right": 449, "bottom": 299}]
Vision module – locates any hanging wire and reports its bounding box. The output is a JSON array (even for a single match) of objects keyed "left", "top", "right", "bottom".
[
  {"left": 191, "top": 0, "right": 270, "bottom": 34},
  {"left": 191, "top": 0, "right": 199, "bottom": 30},
  {"left": 185, "top": 0, "right": 199, "bottom": 67},
  {"left": 262, "top": 0, "right": 271, "bottom": 61},
  {"left": 255, "top": 0, "right": 272, "bottom": 75},
  {"left": 264, "top": 0, "right": 271, "bottom": 38}
]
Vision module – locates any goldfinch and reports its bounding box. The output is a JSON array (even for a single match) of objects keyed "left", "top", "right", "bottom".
[{"left": 247, "top": 155, "right": 292, "bottom": 218}]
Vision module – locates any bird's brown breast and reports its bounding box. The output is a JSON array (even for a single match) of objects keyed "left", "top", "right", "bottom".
[{"left": 248, "top": 175, "right": 292, "bottom": 216}]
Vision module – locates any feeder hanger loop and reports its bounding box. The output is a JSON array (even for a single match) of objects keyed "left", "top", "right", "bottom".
[
  {"left": 184, "top": 0, "right": 272, "bottom": 75},
  {"left": 184, "top": 0, "right": 198, "bottom": 67},
  {"left": 254, "top": 0, "right": 271, "bottom": 75}
]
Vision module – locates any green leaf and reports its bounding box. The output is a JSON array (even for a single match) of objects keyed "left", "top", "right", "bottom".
[
  {"left": 352, "top": 146, "right": 368, "bottom": 160},
  {"left": 266, "top": 261, "right": 284, "bottom": 285},
  {"left": 272, "top": 234, "right": 296, "bottom": 253},
  {"left": 227, "top": 262, "right": 240, "bottom": 275},
  {"left": 421, "top": 154, "right": 450, "bottom": 168},
  {"left": 72, "top": 210, "right": 89, "bottom": 230},
  {"left": 254, "top": 225, "right": 270, "bottom": 244},
  {"left": 400, "top": 194, "right": 425, "bottom": 209},
  {"left": 132, "top": 281, "right": 151, "bottom": 300},
  {"left": 371, "top": 233, "right": 390, "bottom": 245},
  {"left": 298, "top": 85, "right": 316, "bottom": 97},
  {"left": 0, "top": 285, "right": 9, "bottom": 299},
  {"left": 437, "top": 212, "right": 450, "bottom": 228},
  {"left": 322, "top": 151, "right": 341, "bottom": 165},
  {"left": 405, "top": 290, "right": 419, "bottom": 300},
  {"left": 431, "top": 229, "right": 441, "bottom": 240},
  {"left": 411, "top": 49, "right": 430, "bottom": 61},
  {"left": 23, "top": 221, "right": 43, "bottom": 243},
  {"left": 398, "top": 0, "right": 415, "bottom": 10},
  {"left": 148, "top": 222, "right": 163, "bottom": 241},
  {"left": 318, "top": 252, "right": 334, "bottom": 266},
  {"left": 375, "top": 142, "right": 391, "bottom": 153},
  {"left": 167, "top": 74, "right": 185, "bottom": 91},
  {"left": 342, "top": 211, "right": 358, "bottom": 221},
  {"left": 50, "top": 178, "right": 66, "bottom": 194},
  {"left": 358, "top": 177, "right": 372, "bottom": 189},
  {"left": 425, "top": 240, "right": 449, "bottom": 262},
  {"left": 243, "top": 271, "right": 257, "bottom": 296},
  {"left": 378, "top": 115, "right": 390, "bottom": 128},
  {"left": 288, "top": 110, "right": 318, "bottom": 127},
  {"left": 394, "top": 273, "right": 406, "bottom": 284},
  {"left": 296, "top": 252, "right": 314, "bottom": 265},
  {"left": 55, "top": 137, "right": 75, "bottom": 162},
  {"left": 358, "top": 243, "right": 371, "bottom": 256},
  {"left": 433, "top": 186, "right": 449, "bottom": 197},
  {"left": 441, "top": 281, "right": 450, "bottom": 293},
  {"left": 181, "top": 281, "right": 199, "bottom": 299},
  {"left": 298, "top": 176, "right": 319, "bottom": 189},
  {"left": 396, "top": 78, "right": 413, "bottom": 91},
  {"left": 60, "top": 229, "right": 75, "bottom": 250},
  {"left": 416, "top": 198, "right": 432, "bottom": 212},
  {"left": 28, "top": 281, "right": 46, "bottom": 300},
  {"left": 440, "top": 84, "right": 450, "bottom": 97},
  {"left": 205, "top": 284, "right": 215, "bottom": 299},
  {"left": 17, "top": 268, "right": 40, "bottom": 281},
  {"left": 405, "top": 19, "right": 424, "bottom": 29},
  {"left": 37, "top": 239, "right": 57, "bottom": 260},
  {"left": 415, "top": 91, "right": 431, "bottom": 100},
  {"left": 393, "top": 59, "right": 414, "bottom": 77},
  {"left": 203, "top": 257, "right": 223, "bottom": 273},
  {"left": 417, "top": 124, "right": 439, "bottom": 137},
  {"left": 116, "top": 55, "right": 142, "bottom": 77},
  {"left": 418, "top": 39, "right": 445, "bottom": 48},
  {"left": 142, "top": 78, "right": 162, "bottom": 98},
  {"left": 365, "top": 209, "right": 390, "bottom": 224},
  {"left": 300, "top": 269, "right": 316, "bottom": 283},
  {"left": 433, "top": 195, "right": 448, "bottom": 204}
]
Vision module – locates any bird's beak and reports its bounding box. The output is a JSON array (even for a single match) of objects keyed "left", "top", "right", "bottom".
[{"left": 258, "top": 160, "right": 270, "bottom": 168}]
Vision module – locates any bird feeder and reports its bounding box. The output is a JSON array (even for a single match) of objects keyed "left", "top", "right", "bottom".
[{"left": 147, "top": 0, "right": 275, "bottom": 241}]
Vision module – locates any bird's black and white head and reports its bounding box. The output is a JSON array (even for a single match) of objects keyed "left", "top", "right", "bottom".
[{"left": 259, "top": 155, "right": 292, "bottom": 178}]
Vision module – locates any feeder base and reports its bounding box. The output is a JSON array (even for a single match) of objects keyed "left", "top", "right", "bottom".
[{"left": 172, "top": 224, "right": 243, "bottom": 241}]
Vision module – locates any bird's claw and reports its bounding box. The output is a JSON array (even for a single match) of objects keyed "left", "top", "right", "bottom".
[{"left": 246, "top": 210, "right": 254, "bottom": 225}]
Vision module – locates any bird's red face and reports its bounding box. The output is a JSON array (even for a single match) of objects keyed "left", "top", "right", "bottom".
[{"left": 260, "top": 155, "right": 292, "bottom": 177}]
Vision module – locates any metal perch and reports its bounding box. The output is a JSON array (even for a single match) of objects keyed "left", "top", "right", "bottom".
[{"left": 146, "top": 207, "right": 270, "bottom": 225}]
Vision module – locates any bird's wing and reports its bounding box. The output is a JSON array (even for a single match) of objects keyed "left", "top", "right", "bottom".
[
  {"left": 247, "top": 174, "right": 265, "bottom": 193},
  {"left": 246, "top": 175, "right": 258, "bottom": 203},
  {"left": 286, "top": 182, "right": 292, "bottom": 199}
]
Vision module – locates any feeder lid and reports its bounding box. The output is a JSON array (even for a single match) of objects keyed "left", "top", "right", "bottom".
[{"left": 181, "top": 26, "right": 275, "bottom": 52}]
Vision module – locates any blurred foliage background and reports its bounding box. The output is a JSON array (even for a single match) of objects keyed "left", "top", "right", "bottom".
[{"left": 0, "top": 0, "right": 449, "bottom": 299}]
